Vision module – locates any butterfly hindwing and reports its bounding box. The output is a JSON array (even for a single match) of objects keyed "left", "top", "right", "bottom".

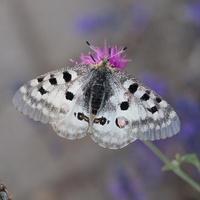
[{"left": 50, "top": 77, "right": 90, "bottom": 139}]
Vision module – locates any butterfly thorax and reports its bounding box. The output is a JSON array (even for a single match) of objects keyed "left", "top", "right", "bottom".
[{"left": 83, "top": 66, "right": 113, "bottom": 115}]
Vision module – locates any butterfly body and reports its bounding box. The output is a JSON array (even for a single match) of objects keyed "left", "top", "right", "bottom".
[{"left": 13, "top": 45, "right": 180, "bottom": 149}]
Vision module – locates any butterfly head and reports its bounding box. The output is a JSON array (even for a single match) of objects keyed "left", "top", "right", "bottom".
[{"left": 80, "top": 42, "right": 130, "bottom": 70}]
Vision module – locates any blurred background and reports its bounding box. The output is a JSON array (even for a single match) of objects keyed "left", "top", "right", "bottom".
[{"left": 0, "top": 0, "right": 200, "bottom": 199}]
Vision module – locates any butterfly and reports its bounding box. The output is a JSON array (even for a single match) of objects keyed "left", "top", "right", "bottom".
[{"left": 13, "top": 42, "right": 180, "bottom": 149}]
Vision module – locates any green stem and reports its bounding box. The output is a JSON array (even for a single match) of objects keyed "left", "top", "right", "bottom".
[{"left": 143, "top": 141, "right": 200, "bottom": 193}]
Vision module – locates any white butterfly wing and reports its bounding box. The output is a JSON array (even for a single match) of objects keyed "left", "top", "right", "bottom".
[
  {"left": 90, "top": 73, "right": 180, "bottom": 149},
  {"left": 13, "top": 65, "right": 90, "bottom": 139},
  {"left": 51, "top": 81, "right": 90, "bottom": 139},
  {"left": 123, "top": 79, "right": 180, "bottom": 141},
  {"left": 90, "top": 85, "right": 137, "bottom": 149}
]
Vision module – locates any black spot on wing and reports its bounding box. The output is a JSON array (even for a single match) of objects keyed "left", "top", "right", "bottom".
[
  {"left": 148, "top": 106, "right": 158, "bottom": 114},
  {"left": 63, "top": 71, "right": 72, "bottom": 82},
  {"left": 77, "top": 112, "right": 89, "bottom": 123},
  {"left": 65, "top": 91, "right": 74, "bottom": 100},
  {"left": 37, "top": 77, "right": 44, "bottom": 82},
  {"left": 120, "top": 101, "right": 129, "bottom": 110},
  {"left": 100, "top": 117, "right": 107, "bottom": 125},
  {"left": 49, "top": 77, "right": 57, "bottom": 85},
  {"left": 140, "top": 93, "right": 150, "bottom": 101},
  {"left": 115, "top": 118, "right": 120, "bottom": 128},
  {"left": 38, "top": 86, "right": 48, "bottom": 95},
  {"left": 77, "top": 112, "right": 84, "bottom": 120},
  {"left": 146, "top": 90, "right": 151, "bottom": 94},
  {"left": 156, "top": 97, "right": 162, "bottom": 103},
  {"left": 129, "top": 83, "right": 138, "bottom": 94}
]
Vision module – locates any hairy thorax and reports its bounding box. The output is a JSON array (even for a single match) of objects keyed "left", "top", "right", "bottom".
[{"left": 83, "top": 68, "right": 113, "bottom": 115}]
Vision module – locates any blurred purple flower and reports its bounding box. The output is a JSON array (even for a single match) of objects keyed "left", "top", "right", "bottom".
[
  {"left": 132, "top": 142, "right": 163, "bottom": 181},
  {"left": 108, "top": 166, "right": 147, "bottom": 200},
  {"left": 176, "top": 97, "right": 200, "bottom": 138},
  {"left": 75, "top": 12, "right": 117, "bottom": 34},
  {"left": 80, "top": 44, "right": 129, "bottom": 69},
  {"left": 131, "top": 3, "right": 151, "bottom": 33},
  {"left": 139, "top": 73, "right": 169, "bottom": 96},
  {"left": 185, "top": 1, "right": 200, "bottom": 26},
  {"left": 75, "top": 3, "right": 151, "bottom": 35},
  {"left": 175, "top": 96, "right": 200, "bottom": 153}
]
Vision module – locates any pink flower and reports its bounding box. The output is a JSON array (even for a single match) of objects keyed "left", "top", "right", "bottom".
[{"left": 80, "top": 43, "right": 130, "bottom": 69}]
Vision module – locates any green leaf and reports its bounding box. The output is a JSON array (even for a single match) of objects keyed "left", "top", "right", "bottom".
[
  {"left": 162, "top": 159, "right": 180, "bottom": 171},
  {"left": 177, "top": 154, "right": 200, "bottom": 171},
  {"left": 162, "top": 154, "right": 200, "bottom": 172}
]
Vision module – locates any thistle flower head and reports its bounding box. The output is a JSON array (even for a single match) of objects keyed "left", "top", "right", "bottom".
[{"left": 80, "top": 42, "right": 130, "bottom": 69}]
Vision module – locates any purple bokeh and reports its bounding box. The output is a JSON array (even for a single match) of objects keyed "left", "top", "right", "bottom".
[
  {"left": 185, "top": 1, "right": 200, "bottom": 26},
  {"left": 75, "top": 2, "right": 151, "bottom": 35},
  {"left": 131, "top": 3, "right": 151, "bottom": 33},
  {"left": 108, "top": 166, "right": 147, "bottom": 200},
  {"left": 139, "top": 73, "right": 169, "bottom": 97},
  {"left": 175, "top": 96, "right": 200, "bottom": 154},
  {"left": 75, "top": 11, "right": 117, "bottom": 34}
]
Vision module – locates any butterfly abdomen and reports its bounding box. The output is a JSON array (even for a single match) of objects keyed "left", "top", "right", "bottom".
[{"left": 90, "top": 83, "right": 105, "bottom": 115}]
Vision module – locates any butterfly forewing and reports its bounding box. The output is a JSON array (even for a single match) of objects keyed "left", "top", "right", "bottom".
[
  {"left": 13, "top": 65, "right": 91, "bottom": 139},
  {"left": 124, "top": 78, "right": 180, "bottom": 141}
]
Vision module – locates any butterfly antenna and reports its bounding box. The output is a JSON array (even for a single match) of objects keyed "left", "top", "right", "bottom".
[
  {"left": 86, "top": 41, "right": 98, "bottom": 53},
  {"left": 108, "top": 46, "right": 127, "bottom": 60}
]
